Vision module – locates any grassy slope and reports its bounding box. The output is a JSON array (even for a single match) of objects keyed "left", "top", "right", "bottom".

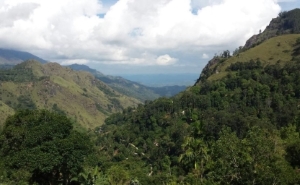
[
  {"left": 0, "top": 61, "right": 141, "bottom": 129},
  {"left": 208, "top": 34, "right": 300, "bottom": 81}
]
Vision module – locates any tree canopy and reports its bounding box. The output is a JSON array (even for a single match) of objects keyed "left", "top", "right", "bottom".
[{"left": 0, "top": 109, "right": 92, "bottom": 185}]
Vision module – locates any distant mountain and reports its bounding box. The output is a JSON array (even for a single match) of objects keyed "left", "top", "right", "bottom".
[
  {"left": 68, "top": 64, "right": 104, "bottom": 76},
  {"left": 67, "top": 64, "right": 187, "bottom": 101},
  {"left": 0, "top": 60, "right": 141, "bottom": 129},
  {"left": 120, "top": 74, "right": 197, "bottom": 87},
  {"left": 0, "top": 48, "right": 48, "bottom": 65},
  {"left": 148, "top": 85, "right": 187, "bottom": 97}
]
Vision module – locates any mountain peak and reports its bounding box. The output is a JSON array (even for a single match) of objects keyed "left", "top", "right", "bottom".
[{"left": 244, "top": 8, "right": 300, "bottom": 50}]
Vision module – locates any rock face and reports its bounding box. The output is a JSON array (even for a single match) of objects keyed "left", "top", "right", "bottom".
[
  {"left": 195, "top": 57, "right": 223, "bottom": 84},
  {"left": 244, "top": 8, "right": 300, "bottom": 50}
]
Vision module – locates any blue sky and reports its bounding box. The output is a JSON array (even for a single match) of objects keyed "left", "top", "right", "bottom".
[
  {"left": 279, "top": 0, "right": 299, "bottom": 11},
  {"left": 0, "top": 0, "right": 298, "bottom": 75}
]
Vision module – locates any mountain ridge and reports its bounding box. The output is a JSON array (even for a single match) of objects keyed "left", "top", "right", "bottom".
[
  {"left": 0, "top": 60, "right": 141, "bottom": 129},
  {"left": 67, "top": 64, "right": 187, "bottom": 101},
  {"left": 0, "top": 48, "right": 48, "bottom": 64},
  {"left": 244, "top": 8, "right": 300, "bottom": 50}
]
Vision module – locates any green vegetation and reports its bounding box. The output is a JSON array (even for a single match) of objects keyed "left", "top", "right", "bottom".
[
  {"left": 91, "top": 55, "right": 300, "bottom": 184},
  {"left": 0, "top": 60, "right": 141, "bottom": 129},
  {"left": 199, "top": 34, "right": 300, "bottom": 82},
  {"left": 278, "top": 8, "right": 300, "bottom": 34},
  {"left": 0, "top": 110, "right": 92, "bottom": 184}
]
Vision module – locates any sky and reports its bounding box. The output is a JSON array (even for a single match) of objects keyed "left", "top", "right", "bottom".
[{"left": 0, "top": 0, "right": 299, "bottom": 75}]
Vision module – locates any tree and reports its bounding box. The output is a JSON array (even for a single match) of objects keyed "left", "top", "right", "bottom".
[
  {"left": 221, "top": 50, "right": 231, "bottom": 58},
  {"left": 0, "top": 109, "right": 92, "bottom": 185},
  {"left": 107, "top": 165, "right": 130, "bottom": 185},
  {"left": 179, "top": 121, "right": 210, "bottom": 183}
]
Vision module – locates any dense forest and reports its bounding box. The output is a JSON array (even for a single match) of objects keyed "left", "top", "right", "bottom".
[
  {"left": 93, "top": 54, "right": 300, "bottom": 184},
  {"left": 1, "top": 10, "right": 300, "bottom": 185}
]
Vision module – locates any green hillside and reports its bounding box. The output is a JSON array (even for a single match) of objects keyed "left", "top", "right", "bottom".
[
  {"left": 0, "top": 60, "right": 141, "bottom": 129},
  {"left": 85, "top": 22, "right": 300, "bottom": 183},
  {"left": 198, "top": 34, "right": 300, "bottom": 82}
]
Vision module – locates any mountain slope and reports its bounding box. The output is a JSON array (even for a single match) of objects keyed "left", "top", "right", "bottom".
[
  {"left": 197, "top": 34, "right": 300, "bottom": 83},
  {"left": 94, "top": 34, "right": 300, "bottom": 184},
  {"left": 68, "top": 64, "right": 161, "bottom": 101},
  {"left": 0, "top": 60, "right": 141, "bottom": 129},
  {"left": 0, "top": 48, "right": 47, "bottom": 64}
]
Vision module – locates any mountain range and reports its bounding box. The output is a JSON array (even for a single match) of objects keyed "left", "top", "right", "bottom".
[
  {"left": 0, "top": 60, "right": 141, "bottom": 129},
  {"left": 67, "top": 64, "right": 187, "bottom": 101},
  {"left": 0, "top": 48, "right": 47, "bottom": 65},
  {"left": 0, "top": 54, "right": 187, "bottom": 129}
]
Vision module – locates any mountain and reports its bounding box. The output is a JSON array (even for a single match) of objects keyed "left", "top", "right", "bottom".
[
  {"left": 197, "top": 34, "right": 300, "bottom": 83},
  {"left": 68, "top": 63, "right": 104, "bottom": 76},
  {"left": 90, "top": 10, "right": 300, "bottom": 184},
  {"left": 148, "top": 85, "right": 187, "bottom": 97},
  {"left": 244, "top": 8, "right": 300, "bottom": 50},
  {"left": 67, "top": 64, "right": 186, "bottom": 101},
  {"left": 0, "top": 48, "right": 48, "bottom": 64},
  {"left": 121, "top": 73, "right": 197, "bottom": 86},
  {"left": 0, "top": 60, "right": 141, "bottom": 130}
]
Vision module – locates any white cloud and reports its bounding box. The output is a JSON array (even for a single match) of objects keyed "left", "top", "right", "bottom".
[
  {"left": 0, "top": 0, "right": 284, "bottom": 73},
  {"left": 202, "top": 53, "right": 209, "bottom": 59},
  {"left": 277, "top": 0, "right": 297, "bottom": 2},
  {"left": 156, "top": 54, "right": 177, "bottom": 65}
]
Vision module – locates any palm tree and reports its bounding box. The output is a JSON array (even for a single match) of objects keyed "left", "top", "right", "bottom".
[{"left": 179, "top": 136, "right": 209, "bottom": 183}]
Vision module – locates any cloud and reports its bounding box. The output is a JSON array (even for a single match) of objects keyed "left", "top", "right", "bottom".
[
  {"left": 156, "top": 54, "right": 177, "bottom": 65},
  {"left": 277, "top": 0, "right": 297, "bottom": 2},
  {"left": 0, "top": 0, "right": 283, "bottom": 73},
  {"left": 202, "top": 53, "right": 209, "bottom": 59}
]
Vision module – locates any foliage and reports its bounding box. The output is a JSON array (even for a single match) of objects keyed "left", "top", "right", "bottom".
[
  {"left": 278, "top": 8, "right": 300, "bottom": 33},
  {"left": 0, "top": 60, "right": 142, "bottom": 129},
  {"left": 94, "top": 57, "right": 300, "bottom": 184},
  {"left": 0, "top": 109, "right": 92, "bottom": 185}
]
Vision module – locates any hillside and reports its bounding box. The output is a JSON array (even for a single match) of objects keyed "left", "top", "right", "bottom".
[
  {"left": 68, "top": 64, "right": 186, "bottom": 101},
  {"left": 0, "top": 60, "right": 141, "bottom": 130},
  {"left": 0, "top": 48, "right": 47, "bottom": 64},
  {"left": 197, "top": 34, "right": 300, "bottom": 83},
  {"left": 88, "top": 11, "right": 300, "bottom": 184}
]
